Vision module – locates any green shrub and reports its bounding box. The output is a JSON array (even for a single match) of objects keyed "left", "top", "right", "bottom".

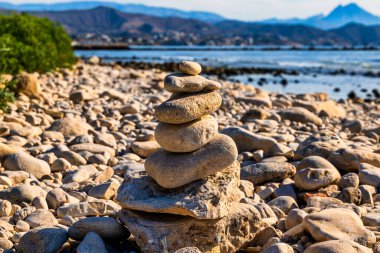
[
  {"left": 0, "top": 74, "right": 15, "bottom": 112},
  {"left": 0, "top": 13, "right": 76, "bottom": 74}
]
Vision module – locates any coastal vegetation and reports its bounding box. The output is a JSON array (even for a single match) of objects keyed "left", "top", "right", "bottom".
[
  {"left": 0, "top": 13, "right": 76, "bottom": 111},
  {"left": 0, "top": 13, "right": 76, "bottom": 74}
]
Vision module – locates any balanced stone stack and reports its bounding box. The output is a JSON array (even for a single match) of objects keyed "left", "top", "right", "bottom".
[{"left": 117, "top": 61, "right": 263, "bottom": 253}]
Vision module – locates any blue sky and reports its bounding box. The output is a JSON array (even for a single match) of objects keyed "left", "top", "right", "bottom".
[{"left": 8, "top": 0, "right": 380, "bottom": 20}]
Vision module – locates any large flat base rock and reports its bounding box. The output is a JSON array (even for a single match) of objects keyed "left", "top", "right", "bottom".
[
  {"left": 118, "top": 202, "right": 264, "bottom": 253},
  {"left": 116, "top": 161, "right": 244, "bottom": 219}
]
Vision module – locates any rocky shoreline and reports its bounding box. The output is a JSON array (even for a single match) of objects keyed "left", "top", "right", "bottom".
[{"left": 0, "top": 60, "right": 379, "bottom": 253}]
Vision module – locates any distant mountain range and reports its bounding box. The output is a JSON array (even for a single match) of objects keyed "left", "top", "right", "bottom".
[
  {"left": 27, "top": 6, "right": 380, "bottom": 46},
  {"left": 0, "top": 1, "right": 225, "bottom": 22},
  {"left": 262, "top": 3, "right": 380, "bottom": 29},
  {"left": 1, "top": 1, "right": 380, "bottom": 29},
  {"left": 2, "top": 2, "right": 380, "bottom": 46}
]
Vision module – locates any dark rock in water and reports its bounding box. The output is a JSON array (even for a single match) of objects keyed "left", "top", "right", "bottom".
[
  {"left": 373, "top": 88, "right": 380, "bottom": 98},
  {"left": 348, "top": 91, "right": 357, "bottom": 99},
  {"left": 334, "top": 87, "right": 340, "bottom": 92},
  {"left": 280, "top": 79, "right": 288, "bottom": 86},
  {"left": 259, "top": 77, "right": 267, "bottom": 83},
  {"left": 361, "top": 88, "right": 368, "bottom": 92}
]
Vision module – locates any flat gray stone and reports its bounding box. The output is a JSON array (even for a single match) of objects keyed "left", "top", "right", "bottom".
[{"left": 117, "top": 160, "right": 244, "bottom": 219}]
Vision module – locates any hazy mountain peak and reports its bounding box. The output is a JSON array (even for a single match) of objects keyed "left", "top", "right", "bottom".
[
  {"left": 327, "top": 2, "right": 374, "bottom": 17},
  {"left": 260, "top": 2, "right": 380, "bottom": 29},
  {"left": 323, "top": 2, "right": 380, "bottom": 27}
]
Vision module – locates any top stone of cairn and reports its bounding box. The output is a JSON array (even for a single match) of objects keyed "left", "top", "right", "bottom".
[{"left": 178, "top": 61, "right": 202, "bottom": 75}]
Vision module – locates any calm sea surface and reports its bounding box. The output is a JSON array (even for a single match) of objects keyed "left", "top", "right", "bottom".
[{"left": 76, "top": 48, "right": 380, "bottom": 100}]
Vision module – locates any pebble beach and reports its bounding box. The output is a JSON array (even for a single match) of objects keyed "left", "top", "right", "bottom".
[{"left": 0, "top": 58, "right": 379, "bottom": 253}]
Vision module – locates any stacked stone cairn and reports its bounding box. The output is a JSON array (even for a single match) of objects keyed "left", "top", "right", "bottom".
[{"left": 117, "top": 61, "right": 263, "bottom": 253}]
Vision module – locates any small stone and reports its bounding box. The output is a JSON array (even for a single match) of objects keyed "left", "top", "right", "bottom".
[
  {"left": 88, "top": 56, "right": 100, "bottom": 65},
  {"left": 295, "top": 133, "right": 347, "bottom": 159},
  {"left": 285, "top": 209, "right": 307, "bottom": 230},
  {"left": 0, "top": 238, "right": 13, "bottom": 250},
  {"left": 164, "top": 73, "right": 221, "bottom": 93},
  {"left": 359, "top": 185, "right": 374, "bottom": 205},
  {"left": 46, "top": 188, "right": 72, "bottom": 210},
  {"left": 239, "top": 180, "right": 255, "bottom": 198},
  {"left": 0, "top": 143, "right": 18, "bottom": 159},
  {"left": 175, "top": 247, "right": 202, "bottom": 253},
  {"left": 48, "top": 116, "right": 91, "bottom": 137},
  {"left": 155, "top": 115, "right": 218, "bottom": 153},
  {"left": 15, "top": 220, "right": 30, "bottom": 232},
  {"left": 241, "top": 162, "right": 296, "bottom": 185},
  {"left": 93, "top": 166, "right": 114, "bottom": 183},
  {"left": 88, "top": 182, "right": 119, "bottom": 200},
  {"left": 69, "top": 89, "right": 97, "bottom": 103},
  {"left": 93, "top": 132, "right": 117, "bottom": 148},
  {"left": 77, "top": 232, "right": 108, "bottom": 253},
  {"left": 131, "top": 140, "right": 161, "bottom": 158},
  {"left": 362, "top": 212, "right": 380, "bottom": 226},
  {"left": 343, "top": 120, "right": 363, "bottom": 133},
  {"left": 1, "top": 171, "right": 28, "bottom": 185},
  {"left": 145, "top": 134, "right": 238, "bottom": 189},
  {"left": 62, "top": 167, "right": 91, "bottom": 184},
  {"left": 339, "top": 173, "right": 359, "bottom": 189},
  {"left": 303, "top": 208, "right": 375, "bottom": 246},
  {"left": 0, "top": 200, "right": 12, "bottom": 217},
  {"left": 0, "top": 184, "right": 46, "bottom": 204},
  {"left": 16, "top": 72, "right": 41, "bottom": 99},
  {"left": 59, "top": 215, "right": 76, "bottom": 226},
  {"left": 18, "top": 226, "right": 68, "bottom": 253},
  {"left": 261, "top": 243, "right": 293, "bottom": 253},
  {"left": 4, "top": 152, "right": 50, "bottom": 179},
  {"left": 25, "top": 209, "right": 58, "bottom": 228},
  {"left": 257, "top": 187, "right": 275, "bottom": 200},
  {"left": 278, "top": 107, "right": 322, "bottom": 126},
  {"left": 221, "top": 127, "right": 293, "bottom": 157},
  {"left": 329, "top": 148, "right": 380, "bottom": 172},
  {"left": 68, "top": 216, "right": 130, "bottom": 240},
  {"left": 0, "top": 175, "right": 12, "bottom": 187},
  {"left": 294, "top": 167, "right": 340, "bottom": 191},
  {"left": 338, "top": 187, "right": 361, "bottom": 204},
  {"left": 57, "top": 200, "right": 121, "bottom": 218},
  {"left": 304, "top": 240, "right": 372, "bottom": 253},
  {"left": 119, "top": 103, "right": 140, "bottom": 114},
  {"left": 32, "top": 196, "right": 49, "bottom": 210},
  {"left": 155, "top": 91, "right": 222, "bottom": 124},
  {"left": 51, "top": 158, "right": 71, "bottom": 172},
  {"left": 69, "top": 143, "right": 115, "bottom": 157},
  {"left": 11, "top": 232, "right": 25, "bottom": 243},
  {"left": 358, "top": 163, "right": 380, "bottom": 187},
  {"left": 306, "top": 196, "right": 343, "bottom": 209},
  {"left": 253, "top": 203, "right": 278, "bottom": 225},
  {"left": 252, "top": 226, "right": 282, "bottom": 246},
  {"left": 273, "top": 184, "right": 297, "bottom": 200},
  {"left": 296, "top": 156, "right": 337, "bottom": 171},
  {"left": 268, "top": 196, "right": 298, "bottom": 214},
  {"left": 178, "top": 61, "right": 202, "bottom": 75}
]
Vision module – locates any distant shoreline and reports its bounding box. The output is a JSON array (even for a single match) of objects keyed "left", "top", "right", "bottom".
[
  {"left": 73, "top": 45, "right": 380, "bottom": 51},
  {"left": 86, "top": 60, "right": 380, "bottom": 79}
]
